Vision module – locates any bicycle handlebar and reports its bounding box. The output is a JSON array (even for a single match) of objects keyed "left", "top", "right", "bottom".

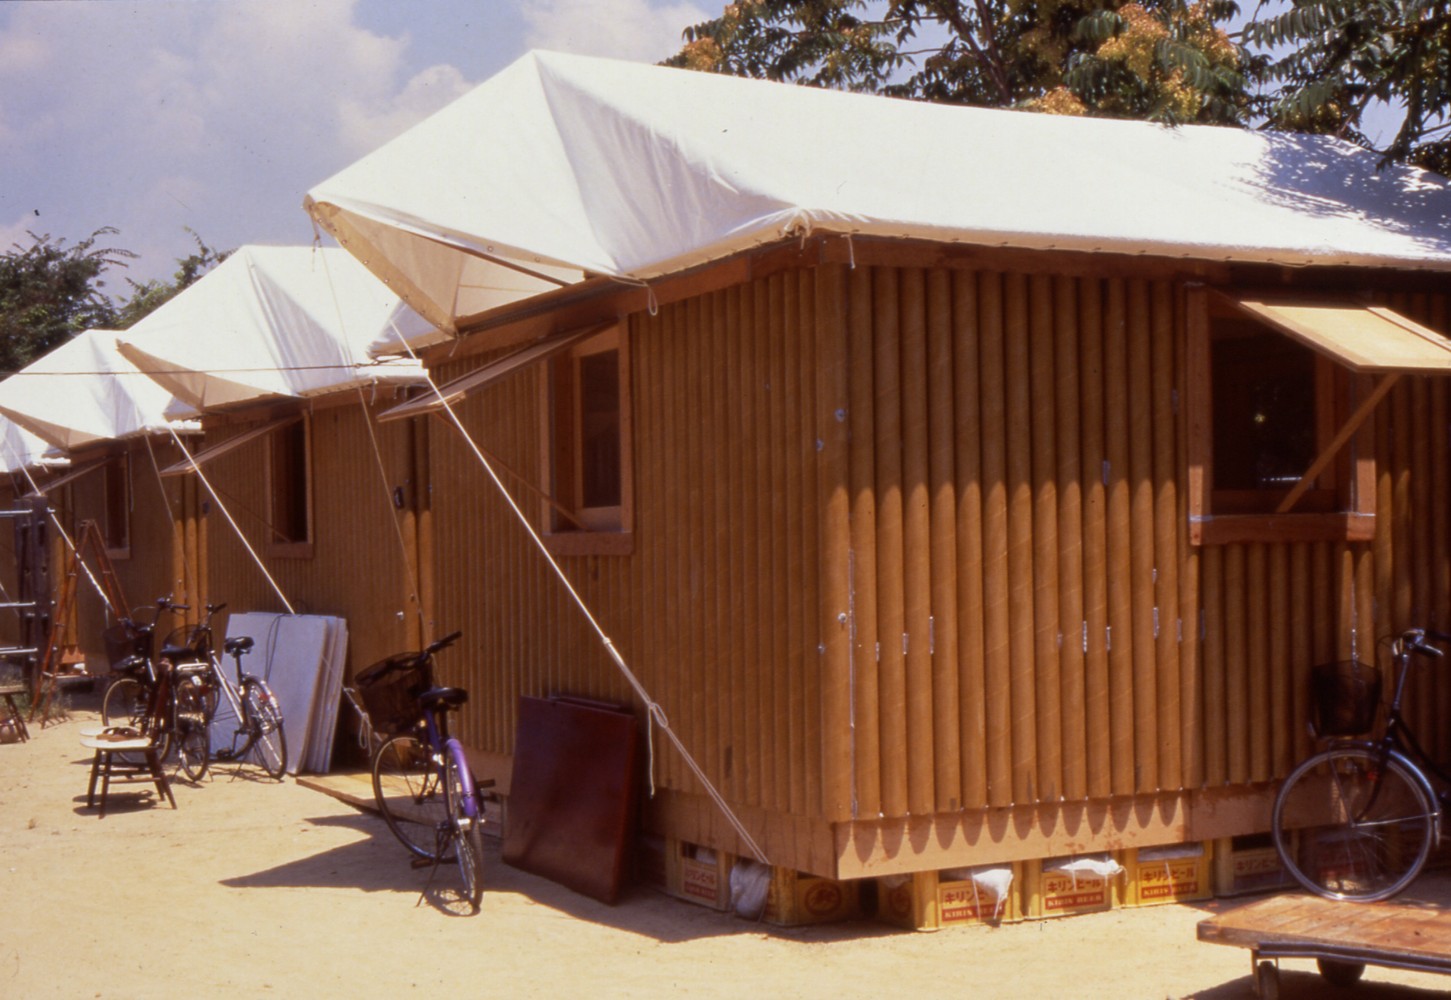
[
  {"left": 1400, "top": 627, "right": 1447, "bottom": 658},
  {"left": 426, "top": 631, "right": 462, "bottom": 656}
]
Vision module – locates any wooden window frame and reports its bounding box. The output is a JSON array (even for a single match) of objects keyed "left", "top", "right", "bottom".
[
  {"left": 540, "top": 325, "right": 633, "bottom": 556},
  {"left": 102, "top": 454, "right": 131, "bottom": 560},
  {"left": 1187, "top": 288, "right": 1376, "bottom": 545},
  {"left": 266, "top": 416, "right": 314, "bottom": 559}
]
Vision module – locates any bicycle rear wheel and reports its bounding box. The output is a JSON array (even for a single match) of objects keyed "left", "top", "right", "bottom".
[
  {"left": 445, "top": 749, "right": 484, "bottom": 911},
  {"left": 1273, "top": 745, "right": 1437, "bottom": 902},
  {"left": 241, "top": 678, "right": 287, "bottom": 780},
  {"left": 373, "top": 735, "right": 449, "bottom": 862}
]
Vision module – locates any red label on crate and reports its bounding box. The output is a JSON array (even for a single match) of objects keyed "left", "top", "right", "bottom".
[
  {"left": 803, "top": 881, "right": 843, "bottom": 917},
  {"left": 1139, "top": 862, "right": 1200, "bottom": 899},
  {"left": 681, "top": 861, "right": 718, "bottom": 901},
  {"left": 940, "top": 885, "right": 993, "bottom": 921},
  {"left": 1042, "top": 871, "right": 1107, "bottom": 910}
]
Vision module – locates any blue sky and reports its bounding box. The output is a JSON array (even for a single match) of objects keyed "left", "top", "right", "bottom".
[{"left": 0, "top": 0, "right": 711, "bottom": 289}]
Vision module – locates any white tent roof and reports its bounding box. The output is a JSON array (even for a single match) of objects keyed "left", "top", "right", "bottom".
[
  {"left": 0, "top": 418, "right": 63, "bottom": 475},
  {"left": 116, "top": 245, "right": 432, "bottom": 411},
  {"left": 306, "top": 50, "right": 1451, "bottom": 340},
  {"left": 0, "top": 328, "right": 199, "bottom": 452}
]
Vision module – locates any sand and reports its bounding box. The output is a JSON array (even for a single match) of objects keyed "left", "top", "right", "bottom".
[{"left": 2, "top": 691, "right": 1448, "bottom": 999}]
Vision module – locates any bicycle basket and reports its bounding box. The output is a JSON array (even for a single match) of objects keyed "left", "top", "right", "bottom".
[
  {"left": 1311, "top": 660, "right": 1382, "bottom": 737},
  {"left": 355, "top": 652, "right": 430, "bottom": 736},
  {"left": 102, "top": 622, "right": 153, "bottom": 671}
]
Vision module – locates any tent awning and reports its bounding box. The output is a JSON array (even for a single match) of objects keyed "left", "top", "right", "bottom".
[
  {"left": 159, "top": 416, "right": 300, "bottom": 477},
  {"left": 1226, "top": 297, "right": 1451, "bottom": 373},
  {"left": 376, "top": 322, "right": 611, "bottom": 423}
]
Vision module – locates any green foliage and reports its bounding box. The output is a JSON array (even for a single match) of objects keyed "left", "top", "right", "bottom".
[
  {"left": 1242, "top": 0, "right": 1451, "bottom": 172},
  {"left": 0, "top": 228, "right": 230, "bottom": 379},
  {"left": 666, "top": 1, "right": 1252, "bottom": 125},
  {"left": 114, "top": 229, "right": 231, "bottom": 329},
  {"left": 0, "top": 228, "right": 131, "bottom": 375}
]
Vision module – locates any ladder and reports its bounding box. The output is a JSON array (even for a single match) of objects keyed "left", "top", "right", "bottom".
[{"left": 30, "top": 520, "right": 129, "bottom": 726}]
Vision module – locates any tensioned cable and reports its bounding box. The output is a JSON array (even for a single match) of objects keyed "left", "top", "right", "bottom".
[
  {"left": 0, "top": 440, "right": 118, "bottom": 616},
  {"left": 313, "top": 243, "right": 428, "bottom": 638},
  {"left": 165, "top": 423, "right": 296, "bottom": 615},
  {"left": 353, "top": 386, "right": 426, "bottom": 635},
  {"left": 374, "top": 321, "right": 769, "bottom": 866}
]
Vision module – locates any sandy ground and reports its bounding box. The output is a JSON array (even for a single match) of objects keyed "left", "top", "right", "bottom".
[{"left": 3, "top": 692, "right": 1451, "bottom": 999}]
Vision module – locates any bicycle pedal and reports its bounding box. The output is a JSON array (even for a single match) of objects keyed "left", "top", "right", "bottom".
[{"left": 410, "top": 857, "right": 436, "bottom": 870}]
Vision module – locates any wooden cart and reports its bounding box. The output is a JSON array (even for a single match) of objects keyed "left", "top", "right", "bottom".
[{"left": 1198, "top": 892, "right": 1451, "bottom": 998}]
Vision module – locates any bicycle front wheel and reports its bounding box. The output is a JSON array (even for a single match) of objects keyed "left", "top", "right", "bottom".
[
  {"left": 241, "top": 678, "right": 287, "bottom": 780},
  {"left": 177, "top": 719, "right": 210, "bottom": 782},
  {"left": 1273, "top": 745, "right": 1438, "bottom": 902},
  {"left": 445, "top": 749, "right": 484, "bottom": 911},
  {"left": 102, "top": 677, "right": 148, "bottom": 729},
  {"left": 373, "top": 735, "right": 449, "bottom": 862}
]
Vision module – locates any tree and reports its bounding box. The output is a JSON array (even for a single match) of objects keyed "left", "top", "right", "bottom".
[
  {"left": 0, "top": 228, "right": 131, "bottom": 375},
  {"left": 666, "top": 1, "right": 1252, "bottom": 125},
  {"left": 114, "top": 229, "right": 230, "bottom": 328},
  {"left": 1243, "top": 0, "right": 1451, "bottom": 174}
]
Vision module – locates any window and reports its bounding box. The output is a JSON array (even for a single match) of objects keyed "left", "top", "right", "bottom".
[
  {"left": 102, "top": 455, "right": 130, "bottom": 557},
  {"left": 542, "top": 325, "right": 632, "bottom": 555},
  {"left": 1189, "top": 288, "right": 1381, "bottom": 542},
  {"left": 268, "top": 417, "right": 312, "bottom": 555}
]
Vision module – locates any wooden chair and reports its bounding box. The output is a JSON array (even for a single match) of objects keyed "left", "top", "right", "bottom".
[
  {"left": 0, "top": 682, "right": 28, "bottom": 743},
  {"left": 81, "top": 659, "right": 176, "bottom": 818}
]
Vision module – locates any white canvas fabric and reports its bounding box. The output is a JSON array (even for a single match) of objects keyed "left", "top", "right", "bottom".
[
  {"left": 0, "top": 328, "right": 199, "bottom": 451},
  {"left": 0, "top": 418, "right": 62, "bottom": 474},
  {"left": 116, "top": 245, "right": 431, "bottom": 410},
  {"left": 306, "top": 50, "right": 1451, "bottom": 341}
]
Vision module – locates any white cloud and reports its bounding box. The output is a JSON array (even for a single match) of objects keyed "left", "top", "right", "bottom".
[
  {"left": 0, "top": 0, "right": 482, "bottom": 286},
  {"left": 521, "top": 0, "right": 710, "bottom": 63}
]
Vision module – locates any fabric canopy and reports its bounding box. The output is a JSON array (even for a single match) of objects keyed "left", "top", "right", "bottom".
[
  {"left": 0, "top": 328, "right": 199, "bottom": 451},
  {"left": 116, "top": 245, "right": 432, "bottom": 411},
  {"left": 306, "top": 50, "right": 1451, "bottom": 341},
  {"left": 0, "top": 419, "right": 63, "bottom": 474}
]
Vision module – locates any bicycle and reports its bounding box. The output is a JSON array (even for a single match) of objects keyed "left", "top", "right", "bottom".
[
  {"left": 355, "top": 631, "right": 491, "bottom": 912},
  {"left": 161, "top": 603, "right": 287, "bottom": 781},
  {"left": 1272, "top": 626, "right": 1451, "bottom": 902},
  {"left": 100, "top": 597, "right": 211, "bottom": 781}
]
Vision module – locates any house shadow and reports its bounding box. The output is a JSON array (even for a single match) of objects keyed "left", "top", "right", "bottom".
[{"left": 217, "top": 811, "right": 903, "bottom": 941}]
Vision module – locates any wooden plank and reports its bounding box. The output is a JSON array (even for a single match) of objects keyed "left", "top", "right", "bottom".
[{"left": 1199, "top": 893, "right": 1451, "bottom": 967}]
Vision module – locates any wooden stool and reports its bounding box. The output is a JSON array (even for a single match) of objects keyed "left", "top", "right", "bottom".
[
  {"left": 80, "top": 731, "right": 176, "bottom": 818},
  {"left": 0, "top": 684, "right": 29, "bottom": 743}
]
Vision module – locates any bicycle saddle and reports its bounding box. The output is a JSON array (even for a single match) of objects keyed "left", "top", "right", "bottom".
[
  {"left": 223, "top": 635, "right": 255, "bottom": 656},
  {"left": 418, "top": 686, "right": 468, "bottom": 712}
]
